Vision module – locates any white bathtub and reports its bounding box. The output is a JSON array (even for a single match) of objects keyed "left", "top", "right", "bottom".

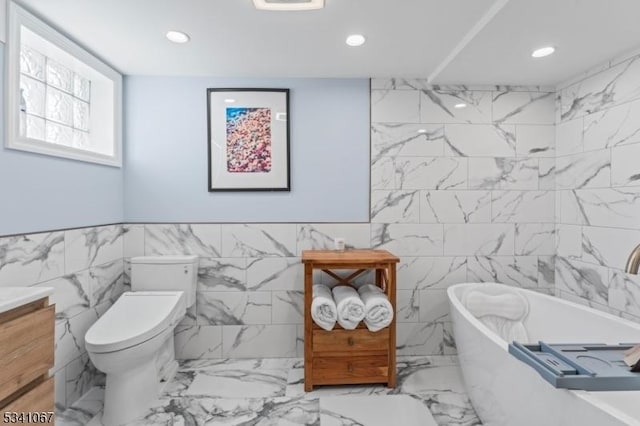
[{"left": 448, "top": 283, "right": 640, "bottom": 426}]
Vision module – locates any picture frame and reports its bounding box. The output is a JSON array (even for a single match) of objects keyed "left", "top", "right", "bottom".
[{"left": 207, "top": 88, "right": 290, "bottom": 191}]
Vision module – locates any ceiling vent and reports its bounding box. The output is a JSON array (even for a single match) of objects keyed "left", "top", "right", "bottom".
[{"left": 252, "top": 0, "right": 324, "bottom": 11}]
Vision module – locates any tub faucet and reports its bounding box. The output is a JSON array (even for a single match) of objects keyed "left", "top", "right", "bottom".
[{"left": 625, "top": 243, "right": 640, "bottom": 274}]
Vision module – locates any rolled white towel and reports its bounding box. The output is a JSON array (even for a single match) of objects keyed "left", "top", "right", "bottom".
[
  {"left": 332, "top": 285, "right": 365, "bottom": 330},
  {"left": 311, "top": 284, "right": 337, "bottom": 331},
  {"left": 358, "top": 284, "right": 393, "bottom": 332}
]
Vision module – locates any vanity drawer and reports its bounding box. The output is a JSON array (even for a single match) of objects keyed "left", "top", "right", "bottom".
[
  {"left": 1, "top": 377, "right": 54, "bottom": 419},
  {"left": 313, "top": 327, "right": 389, "bottom": 354},
  {"left": 0, "top": 305, "right": 54, "bottom": 402},
  {"left": 312, "top": 355, "right": 388, "bottom": 384}
]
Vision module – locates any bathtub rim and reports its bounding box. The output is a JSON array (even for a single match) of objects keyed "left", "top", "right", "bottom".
[{"left": 447, "top": 282, "right": 640, "bottom": 426}]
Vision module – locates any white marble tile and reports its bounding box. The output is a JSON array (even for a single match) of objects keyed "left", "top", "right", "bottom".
[
  {"left": 516, "top": 125, "right": 555, "bottom": 157},
  {"left": 371, "top": 90, "right": 420, "bottom": 123},
  {"left": 444, "top": 124, "right": 516, "bottom": 157},
  {"left": 556, "top": 225, "right": 582, "bottom": 259},
  {"left": 272, "top": 290, "right": 303, "bottom": 324},
  {"left": 197, "top": 291, "right": 271, "bottom": 325},
  {"left": 612, "top": 142, "right": 640, "bottom": 187},
  {"left": 419, "top": 289, "right": 449, "bottom": 324},
  {"left": 246, "top": 257, "right": 303, "bottom": 291},
  {"left": 88, "top": 259, "right": 124, "bottom": 307},
  {"left": 515, "top": 224, "right": 555, "bottom": 256},
  {"left": 539, "top": 158, "right": 555, "bottom": 190},
  {"left": 443, "top": 224, "right": 515, "bottom": 256},
  {"left": 65, "top": 225, "right": 123, "bottom": 274},
  {"left": 555, "top": 117, "right": 583, "bottom": 156},
  {"left": 420, "top": 190, "right": 491, "bottom": 223},
  {"left": 555, "top": 257, "right": 609, "bottom": 305},
  {"left": 56, "top": 398, "right": 103, "bottom": 426},
  {"left": 468, "top": 158, "right": 538, "bottom": 190},
  {"left": 175, "top": 325, "right": 222, "bottom": 359},
  {"left": 54, "top": 308, "right": 99, "bottom": 371},
  {"left": 582, "top": 226, "right": 640, "bottom": 270},
  {"left": 145, "top": 224, "right": 221, "bottom": 257},
  {"left": 396, "top": 322, "right": 445, "bottom": 356},
  {"left": 371, "top": 156, "right": 396, "bottom": 190},
  {"left": 556, "top": 149, "right": 611, "bottom": 190},
  {"left": 560, "top": 55, "right": 640, "bottom": 121},
  {"left": 419, "top": 88, "right": 492, "bottom": 124},
  {"left": 467, "top": 256, "right": 538, "bottom": 288},
  {"left": 320, "top": 395, "right": 437, "bottom": 426},
  {"left": 371, "top": 123, "right": 444, "bottom": 160},
  {"left": 538, "top": 256, "right": 556, "bottom": 288},
  {"left": 0, "top": 231, "right": 64, "bottom": 287},
  {"left": 492, "top": 91, "right": 555, "bottom": 124},
  {"left": 197, "top": 258, "right": 247, "bottom": 291},
  {"left": 65, "top": 353, "right": 99, "bottom": 407},
  {"left": 394, "top": 157, "right": 467, "bottom": 190},
  {"left": 397, "top": 289, "right": 420, "bottom": 323},
  {"left": 221, "top": 224, "right": 296, "bottom": 258},
  {"left": 558, "top": 190, "right": 587, "bottom": 225},
  {"left": 491, "top": 191, "right": 555, "bottom": 223},
  {"left": 222, "top": 325, "right": 297, "bottom": 358},
  {"left": 54, "top": 368, "right": 66, "bottom": 411},
  {"left": 37, "top": 272, "right": 90, "bottom": 323},
  {"left": 371, "top": 78, "right": 428, "bottom": 90},
  {"left": 568, "top": 188, "right": 640, "bottom": 229},
  {"left": 371, "top": 224, "right": 444, "bottom": 256},
  {"left": 371, "top": 190, "right": 420, "bottom": 223},
  {"left": 609, "top": 271, "right": 640, "bottom": 317},
  {"left": 397, "top": 257, "right": 467, "bottom": 291},
  {"left": 123, "top": 224, "right": 144, "bottom": 258},
  {"left": 296, "top": 224, "right": 371, "bottom": 254},
  {"left": 584, "top": 98, "right": 640, "bottom": 151}
]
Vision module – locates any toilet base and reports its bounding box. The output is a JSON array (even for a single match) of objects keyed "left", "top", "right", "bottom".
[{"left": 101, "top": 360, "right": 159, "bottom": 426}]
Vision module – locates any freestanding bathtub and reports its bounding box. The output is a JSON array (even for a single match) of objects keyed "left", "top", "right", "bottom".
[{"left": 448, "top": 282, "right": 640, "bottom": 426}]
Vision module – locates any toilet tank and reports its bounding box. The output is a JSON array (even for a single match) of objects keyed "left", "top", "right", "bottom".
[{"left": 129, "top": 255, "right": 199, "bottom": 307}]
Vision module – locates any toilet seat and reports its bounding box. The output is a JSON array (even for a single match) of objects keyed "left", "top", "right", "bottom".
[{"left": 85, "top": 291, "right": 185, "bottom": 354}]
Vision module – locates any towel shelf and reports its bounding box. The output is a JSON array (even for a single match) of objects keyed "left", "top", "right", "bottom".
[{"left": 302, "top": 249, "right": 399, "bottom": 391}]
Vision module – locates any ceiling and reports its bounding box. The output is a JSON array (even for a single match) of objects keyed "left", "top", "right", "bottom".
[{"left": 16, "top": 0, "right": 640, "bottom": 86}]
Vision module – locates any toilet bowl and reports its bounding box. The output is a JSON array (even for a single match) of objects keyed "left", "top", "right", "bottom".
[{"left": 85, "top": 291, "right": 186, "bottom": 426}]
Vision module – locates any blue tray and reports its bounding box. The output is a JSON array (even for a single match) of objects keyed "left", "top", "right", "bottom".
[{"left": 509, "top": 341, "right": 640, "bottom": 391}]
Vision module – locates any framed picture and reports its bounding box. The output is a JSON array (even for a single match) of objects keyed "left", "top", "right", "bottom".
[{"left": 207, "top": 88, "right": 290, "bottom": 191}]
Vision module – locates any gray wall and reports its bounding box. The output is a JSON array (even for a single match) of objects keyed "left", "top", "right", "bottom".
[
  {"left": 555, "top": 50, "right": 640, "bottom": 323},
  {"left": 123, "top": 76, "right": 370, "bottom": 223},
  {"left": 0, "top": 44, "right": 124, "bottom": 236}
]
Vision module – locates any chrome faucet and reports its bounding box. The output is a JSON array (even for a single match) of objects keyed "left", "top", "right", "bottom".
[{"left": 625, "top": 244, "right": 640, "bottom": 274}]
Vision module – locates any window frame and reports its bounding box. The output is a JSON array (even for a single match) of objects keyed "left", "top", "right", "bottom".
[{"left": 5, "top": 2, "right": 123, "bottom": 167}]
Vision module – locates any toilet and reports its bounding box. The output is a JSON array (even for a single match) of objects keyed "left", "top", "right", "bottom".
[{"left": 85, "top": 255, "right": 198, "bottom": 426}]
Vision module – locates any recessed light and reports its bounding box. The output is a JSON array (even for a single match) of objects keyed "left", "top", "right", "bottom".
[
  {"left": 531, "top": 46, "right": 555, "bottom": 58},
  {"left": 224, "top": 99, "right": 236, "bottom": 103},
  {"left": 417, "top": 129, "right": 428, "bottom": 134},
  {"left": 454, "top": 103, "right": 467, "bottom": 109},
  {"left": 253, "top": 0, "right": 324, "bottom": 11},
  {"left": 166, "top": 30, "right": 190, "bottom": 44},
  {"left": 346, "top": 34, "right": 366, "bottom": 47}
]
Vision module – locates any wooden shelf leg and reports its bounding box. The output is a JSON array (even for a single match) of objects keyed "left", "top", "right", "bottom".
[
  {"left": 387, "top": 262, "right": 397, "bottom": 388},
  {"left": 304, "top": 263, "right": 313, "bottom": 392}
]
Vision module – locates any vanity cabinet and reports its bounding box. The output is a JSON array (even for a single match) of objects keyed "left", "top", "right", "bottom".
[
  {"left": 302, "top": 249, "right": 399, "bottom": 391},
  {"left": 0, "top": 297, "right": 55, "bottom": 421}
]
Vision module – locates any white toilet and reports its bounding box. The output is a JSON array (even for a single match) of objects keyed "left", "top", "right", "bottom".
[{"left": 85, "top": 255, "right": 198, "bottom": 426}]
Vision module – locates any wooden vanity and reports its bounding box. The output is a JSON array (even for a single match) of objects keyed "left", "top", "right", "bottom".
[
  {"left": 302, "top": 249, "right": 399, "bottom": 391},
  {"left": 0, "top": 288, "right": 55, "bottom": 423}
]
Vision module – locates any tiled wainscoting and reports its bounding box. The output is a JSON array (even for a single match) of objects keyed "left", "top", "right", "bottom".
[
  {"left": 555, "top": 50, "right": 640, "bottom": 322},
  {"left": 0, "top": 225, "right": 125, "bottom": 412}
]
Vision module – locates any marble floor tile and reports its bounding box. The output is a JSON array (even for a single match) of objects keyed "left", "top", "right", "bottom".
[
  {"left": 59, "top": 356, "right": 481, "bottom": 426},
  {"left": 320, "top": 395, "right": 437, "bottom": 426}
]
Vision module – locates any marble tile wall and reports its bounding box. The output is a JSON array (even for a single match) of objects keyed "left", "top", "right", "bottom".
[
  {"left": 0, "top": 224, "right": 125, "bottom": 413},
  {"left": 370, "top": 80, "right": 556, "bottom": 353},
  {"left": 555, "top": 52, "right": 640, "bottom": 323}
]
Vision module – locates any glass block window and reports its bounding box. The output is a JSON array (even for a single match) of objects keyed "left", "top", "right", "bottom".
[
  {"left": 7, "top": 2, "right": 122, "bottom": 167},
  {"left": 19, "top": 45, "right": 91, "bottom": 149}
]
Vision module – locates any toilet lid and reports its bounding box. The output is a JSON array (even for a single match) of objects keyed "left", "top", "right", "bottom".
[{"left": 85, "top": 291, "right": 185, "bottom": 353}]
